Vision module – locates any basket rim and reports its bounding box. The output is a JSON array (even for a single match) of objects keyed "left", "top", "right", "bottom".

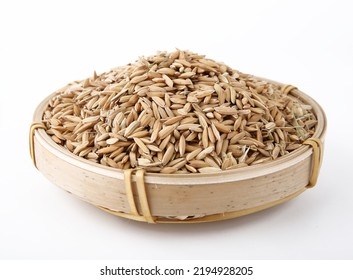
[{"left": 33, "top": 77, "right": 327, "bottom": 185}]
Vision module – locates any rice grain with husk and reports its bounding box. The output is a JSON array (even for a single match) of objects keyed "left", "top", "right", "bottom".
[{"left": 42, "top": 50, "right": 317, "bottom": 173}]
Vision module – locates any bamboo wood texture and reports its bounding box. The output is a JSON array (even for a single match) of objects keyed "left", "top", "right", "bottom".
[{"left": 30, "top": 80, "right": 327, "bottom": 223}]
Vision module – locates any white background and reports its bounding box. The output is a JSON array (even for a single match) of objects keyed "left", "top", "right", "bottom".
[{"left": 0, "top": 0, "right": 352, "bottom": 260}]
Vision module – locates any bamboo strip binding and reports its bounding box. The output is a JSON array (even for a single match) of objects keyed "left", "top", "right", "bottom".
[
  {"left": 303, "top": 138, "right": 323, "bottom": 188},
  {"left": 124, "top": 169, "right": 155, "bottom": 223},
  {"left": 97, "top": 169, "right": 156, "bottom": 223},
  {"left": 29, "top": 122, "right": 46, "bottom": 169},
  {"left": 281, "top": 84, "right": 298, "bottom": 95}
]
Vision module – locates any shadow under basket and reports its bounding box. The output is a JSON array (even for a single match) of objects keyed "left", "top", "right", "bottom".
[{"left": 30, "top": 82, "right": 326, "bottom": 224}]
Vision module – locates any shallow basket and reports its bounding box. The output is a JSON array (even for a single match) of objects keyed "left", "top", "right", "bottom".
[{"left": 30, "top": 81, "right": 326, "bottom": 223}]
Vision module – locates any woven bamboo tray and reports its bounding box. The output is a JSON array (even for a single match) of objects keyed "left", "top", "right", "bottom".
[{"left": 30, "top": 81, "right": 326, "bottom": 223}]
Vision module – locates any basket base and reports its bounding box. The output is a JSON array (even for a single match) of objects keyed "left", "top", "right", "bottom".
[{"left": 96, "top": 187, "right": 306, "bottom": 224}]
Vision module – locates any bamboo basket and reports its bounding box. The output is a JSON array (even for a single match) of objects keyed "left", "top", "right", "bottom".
[{"left": 30, "top": 81, "right": 326, "bottom": 223}]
